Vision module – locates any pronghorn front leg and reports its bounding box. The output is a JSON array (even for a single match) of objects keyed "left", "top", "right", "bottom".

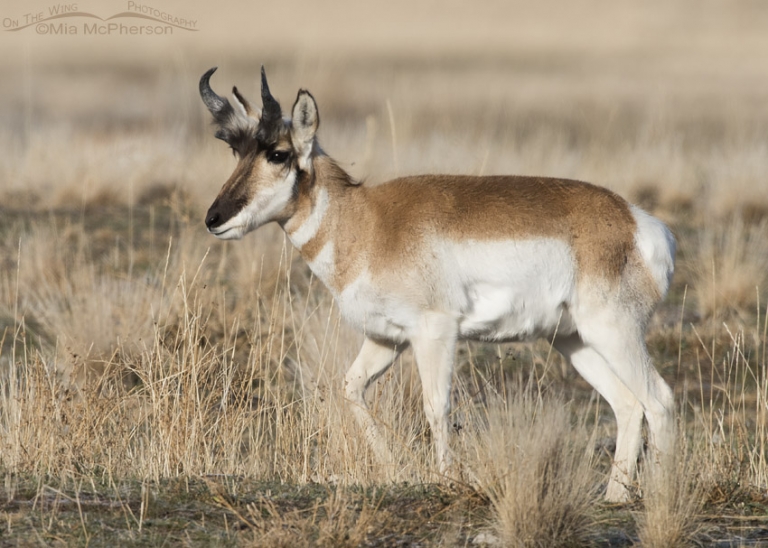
[
  {"left": 411, "top": 312, "right": 458, "bottom": 474},
  {"left": 344, "top": 337, "right": 405, "bottom": 466}
]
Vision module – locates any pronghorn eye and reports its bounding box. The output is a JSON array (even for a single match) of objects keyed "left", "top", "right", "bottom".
[{"left": 268, "top": 150, "right": 290, "bottom": 164}]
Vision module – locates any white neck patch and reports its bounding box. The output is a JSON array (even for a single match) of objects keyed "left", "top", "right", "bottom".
[
  {"left": 287, "top": 187, "right": 330, "bottom": 249},
  {"left": 307, "top": 240, "right": 335, "bottom": 282}
]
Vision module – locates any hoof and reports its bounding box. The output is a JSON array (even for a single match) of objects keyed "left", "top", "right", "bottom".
[{"left": 605, "top": 480, "right": 632, "bottom": 503}]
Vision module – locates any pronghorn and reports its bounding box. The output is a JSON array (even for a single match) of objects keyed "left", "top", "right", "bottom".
[{"left": 199, "top": 67, "right": 676, "bottom": 502}]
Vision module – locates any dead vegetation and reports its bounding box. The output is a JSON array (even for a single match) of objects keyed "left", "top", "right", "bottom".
[{"left": 1, "top": 1, "right": 768, "bottom": 545}]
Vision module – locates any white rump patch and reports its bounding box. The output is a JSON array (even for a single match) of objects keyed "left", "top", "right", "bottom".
[{"left": 630, "top": 205, "right": 676, "bottom": 297}]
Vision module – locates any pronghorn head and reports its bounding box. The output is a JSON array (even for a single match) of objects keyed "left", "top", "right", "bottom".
[{"left": 199, "top": 67, "right": 319, "bottom": 239}]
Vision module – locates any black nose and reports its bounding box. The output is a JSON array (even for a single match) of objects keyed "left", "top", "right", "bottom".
[
  {"left": 205, "top": 209, "right": 221, "bottom": 229},
  {"left": 205, "top": 213, "right": 220, "bottom": 229}
]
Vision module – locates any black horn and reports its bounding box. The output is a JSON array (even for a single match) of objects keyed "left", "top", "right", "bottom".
[
  {"left": 259, "top": 66, "right": 282, "bottom": 134},
  {"left": 199, "top": 67, "right": 235, "bottom": 125}
]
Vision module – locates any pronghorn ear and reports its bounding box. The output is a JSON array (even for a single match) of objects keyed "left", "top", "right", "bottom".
[
  {"left": 291, "top": 90, "right": 319, "bottom": 171},
  {"left": 232, "top": 86, "right": 261, "bottom": 120}
]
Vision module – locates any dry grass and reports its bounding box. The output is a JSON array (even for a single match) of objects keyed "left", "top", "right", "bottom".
[
  {"left": 690, "top": 218, "right": 768, "bottom": 319},
  {"left": 1, "top": 1, "right": 768, "bottom": 544},
  {"left": 233, "top": 488, "right": 391, "bottom": 548},
  {"left": 634, "top": 441, "right": 705, "bottom": 548},
  {"left": 465, "top": 391, "right": 600, "bottom": 547},
  {"left": 0, "top": 218, "right": 434, "bottom": 484}
]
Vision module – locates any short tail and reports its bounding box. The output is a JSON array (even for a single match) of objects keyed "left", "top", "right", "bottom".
[{"left": 630, "top": 205, "right": 676, "bottom": 299}]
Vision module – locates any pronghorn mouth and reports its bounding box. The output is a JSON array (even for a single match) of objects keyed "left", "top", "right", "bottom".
[{"left": 209, "top": 225, "right": 242, "bottom": 239}]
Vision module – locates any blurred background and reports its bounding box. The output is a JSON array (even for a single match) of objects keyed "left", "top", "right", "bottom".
[
  {"left": 2, "top": 0, "right": 767, "bottom": 214},
  {"left": 0, "top": 4, "right": 767, "bottom": 543}
]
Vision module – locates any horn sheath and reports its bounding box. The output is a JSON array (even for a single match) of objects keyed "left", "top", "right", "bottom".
[
  {"left": 199, "top": 67, "right": 234, "bottom": 123},
  {"left": 259, "top": 66, "right": 282, "bottom": 130}
]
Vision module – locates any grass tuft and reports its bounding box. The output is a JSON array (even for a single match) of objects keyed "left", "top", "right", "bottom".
[
  {"left": 634, "top": 441, "right": 705, "bottom": 548},
  {"left": 466, "top": 391, "right": 600, "bottom": 547}
]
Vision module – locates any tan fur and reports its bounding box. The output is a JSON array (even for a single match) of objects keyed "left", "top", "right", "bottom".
[
  {"left": 292, "top": 157, "right": 636, "bottom": 293},
  {"left": 200, "top": 71, "right": 675, "bottom": 502}
]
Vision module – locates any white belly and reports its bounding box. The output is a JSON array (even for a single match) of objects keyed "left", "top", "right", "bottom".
[
  {"left": 334, "top": 238, "right": 577, "bottom": 343},
  {"left": 457, "top": 282, "right": 575, "bottom": 342},
  {"left": 449, "top": 238, "right": 577, "bottom": 341}
]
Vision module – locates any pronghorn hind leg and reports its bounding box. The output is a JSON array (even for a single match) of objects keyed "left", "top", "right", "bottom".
[
  {"left": 344, "top": 337, "right": 405, "bottom": 467},
  {"left": 579, "top": 319, "right": 676, "bottom": 475},
  {"left": 410, "top": 312, "right": 458, "bottom": 475},
  {"left": 554, "top": 334, "right": 645, "bottom": 502}
]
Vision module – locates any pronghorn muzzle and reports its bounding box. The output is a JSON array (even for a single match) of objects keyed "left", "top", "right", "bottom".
[
  {"left": 199, "top": 67, "right": 291, "bottom": 237},
  {"left": 205, "top": 200, "right": 223, "bottom": 231}
]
